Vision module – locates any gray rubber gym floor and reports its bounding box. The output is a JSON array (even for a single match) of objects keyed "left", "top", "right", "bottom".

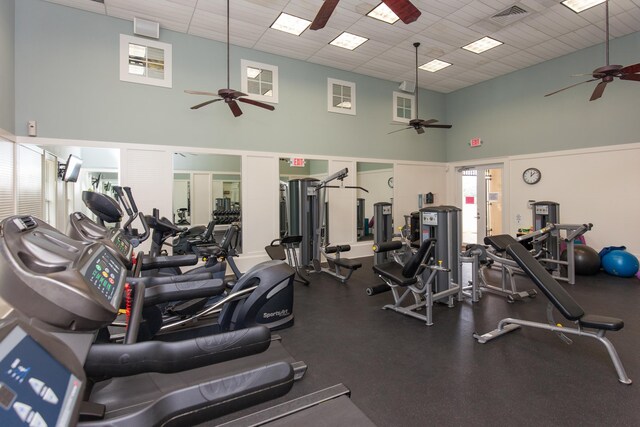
[{"left": 209, "top": 257, "right": 640, "bottom": 426}]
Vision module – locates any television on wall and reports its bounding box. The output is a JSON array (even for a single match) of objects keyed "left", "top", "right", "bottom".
[{"left": 59, "top": 154, "right": 83, "bottom": 182}]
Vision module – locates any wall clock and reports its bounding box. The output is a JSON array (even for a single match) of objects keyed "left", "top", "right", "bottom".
[
  {"left": 388, "top": 177, "right": 394, "bottom": 188},
  {"left": 522, "top": 168, "right": 541, "bottom": 185}
]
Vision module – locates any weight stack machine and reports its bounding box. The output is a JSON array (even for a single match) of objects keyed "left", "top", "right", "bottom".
[
  {"left": 288, "top": 178, "right": 319, "bottom": 268},
  {"left": 532, "top": 201, "right": 560, "bottom": 262},
  {"left": 419, "top": 206, "right": 461, "bottom": 295},
  {"left": 373, "top": 202, "right": 393, "bottom": 266}
]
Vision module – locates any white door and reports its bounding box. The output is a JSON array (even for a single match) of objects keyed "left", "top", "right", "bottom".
[{"left": 460, "top": 165, "right": 503, "bottom": 245}]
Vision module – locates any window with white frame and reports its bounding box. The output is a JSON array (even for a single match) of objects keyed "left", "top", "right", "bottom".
[
  {"left": 119, "top": 34, "right": 172, "bottom": 88},
  {"left": 241, "top": 60, "right": 279, "bottom": 103},
  {"left": 328, "top": 78, "right": 356, "bottom": 115},
  {"left": 393, "top": 91, "right": 415, "bottom": 123}
]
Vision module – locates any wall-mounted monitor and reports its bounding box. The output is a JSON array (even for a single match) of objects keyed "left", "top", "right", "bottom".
[{"left": 58, "top": 155, "right": 83, "bottom": 182}]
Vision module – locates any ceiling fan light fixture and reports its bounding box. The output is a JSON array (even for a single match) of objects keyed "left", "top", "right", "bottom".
[
  {"left": 561, "top": 0, "right": 606, "bottom": 13},
  {"left": 462, "top": 36, "right": 503, "bottom": 54},
  {"left": 419, "top": 59, "right": 452, "bottom": 73},
  {"left": 330, "top": 32, "right": 368, "bottom": 50},
  {"left": 270, "top": 13, "right": 312, "bottom": 36},
  {"left": 367, "top": 3, "right": 400, "bottom": 24}
]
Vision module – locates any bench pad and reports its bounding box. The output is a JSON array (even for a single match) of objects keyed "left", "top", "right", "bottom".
[
  {"left": 506, "top": 243, "right": 585, "bottom": 321},
  {"left": 579, "top": 314, "right": 624, "bottom": 331},
  {"left": 333, "top": 258, "right": 362, "bottom": 270},
  {"left": 484, "top": 234, "right": 519, "bottom": 252}
]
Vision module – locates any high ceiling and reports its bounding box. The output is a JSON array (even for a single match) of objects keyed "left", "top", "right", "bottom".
[{"left": 42, "top": 0, "right": 640, "bottom": 93}]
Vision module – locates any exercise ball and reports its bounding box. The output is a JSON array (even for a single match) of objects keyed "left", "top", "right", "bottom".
[
  {"left": 561, "top": 245, "right": 601, "bottom": 276},
  {"left": 601, "top": 250, "right": 639, "bottom": 278}
]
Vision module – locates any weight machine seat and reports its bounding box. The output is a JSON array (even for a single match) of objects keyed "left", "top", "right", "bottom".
[
  {"left": 484, "top": 234, "right": 520, "bottom": 252},
  {"left": 506, "top": 243, "right": 624, "bottom": 330},
  {"left": 372, "top": 262, "right": 417, "bottom": 286},
  {"left": 333, "top": 258, "right": 362, "bottom": 270},
  {"left": 372, "top": 238, "right": 436, "bottom": 287},
  {"left": 280, "top": 235, "right": 302, "bottom": 245}
]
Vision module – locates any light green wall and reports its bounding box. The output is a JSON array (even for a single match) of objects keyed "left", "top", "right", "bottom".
[
  {"left": 445, "top": 31, "right": 640, "bottom": 162},
  {"left": 14, "top": 0, "right": 447, "bottom": 162},
  {"left": 0, "top": 0, "right": 15, "bottom": 134},
  {"left": 357, "top": 162, "right": 392, "bottom": 172},
  {"left": 173, "top": 153, "right": 241, "bottom": 172}
]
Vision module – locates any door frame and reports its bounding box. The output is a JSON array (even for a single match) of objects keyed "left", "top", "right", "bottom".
[{"left": 449, "top": 159, "right": 510, "bottom": 245}]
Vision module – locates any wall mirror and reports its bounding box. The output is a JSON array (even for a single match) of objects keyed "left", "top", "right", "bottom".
[
  {"left": 173, "top": 152, "right": 242, "bottom": 252},
  {"left": 38, "top": 145, "right": 120, "bottom": 231},
  {"left": 356, "top": 162, "right": 393, "bottom": 242}
]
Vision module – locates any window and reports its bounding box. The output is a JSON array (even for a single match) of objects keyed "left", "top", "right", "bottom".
[
  {"left": 241, "top": 60, "right": 279, "bottom": 103},
  {"left": 119, "top": 35, "right": 172, "bottom": 88},
  {"left": 393, "top": 91, "right": 415, "bottom": 123},
  {"left": 328, "top": 78, "right": 356, "bottom": 115}
]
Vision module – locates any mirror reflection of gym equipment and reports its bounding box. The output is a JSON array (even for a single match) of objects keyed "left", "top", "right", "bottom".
[{"left": 356, "top": 162, "right": 393, "bottom": 242}]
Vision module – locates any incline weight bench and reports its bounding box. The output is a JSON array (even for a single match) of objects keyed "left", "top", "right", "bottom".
[
  {"left": 316, "top": 244, "right": 362, "bottom": 284},
  {"left": 473, "top": 242, "right": 631, "bottom": 384}
]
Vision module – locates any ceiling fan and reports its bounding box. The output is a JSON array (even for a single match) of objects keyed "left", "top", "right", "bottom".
[
  {"left": 545, "top": 0, "right": 640, "bottom": 101},
  {"left": 390, "top": 42, "right": 452, "bottom": 135},
  {"left": 310, "top": 0, "right": 421, "bottom": 30},
  {"left": 184, "top": 0, "right": 274, "bottom": 117}
]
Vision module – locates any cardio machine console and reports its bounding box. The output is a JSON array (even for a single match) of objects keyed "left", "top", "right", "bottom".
[
  {"left": 80, "top": 248, "right": 125, "bottom": 308},
  {"left": 0, "top": 319, "right": 85, "bottom": 427}
]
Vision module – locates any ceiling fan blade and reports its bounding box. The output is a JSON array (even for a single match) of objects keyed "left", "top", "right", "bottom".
[
  {"left": 383, "top": 0, "right": 421, "bottom": 25},
  {"left": 387, "top": 126, "right": 412, "bottom": 134},
  {"left": 425, "top": 124, "right": 453, "bottom": 129},
  {"left": 191, "top": 99, "right": 221, "bottom": 110},
  {"left": 310, "top": 0, "right": 340, "bottom": 30},
  {"left": 231, "top": 90, "right": 248, "bottom": 98},
  {"left": 185, "top": 90, "right": 219, "bottom": 96},
  {"left": 544, "top": 78, "right": 599, "bottom": 97},
  {"left": 620, "top": 63, "right": 640, "bottom": 74},
  {"left": 415, "top": 127, "right": 425, "bottom": 135},
  {"left": 228, "top": 100, "right": 243, "bottom": 117},
  {"left": 589, "top": 81, "right": 607, "bottom": 101},
  {"left": 620, "top": 73, "right": 640, "bottom": 82},
  {"left": 238, "top": 97, "right": 275, "bottom": 111},
  {"left": 419, "top": 119, "right": 438, "bottom": 126}
]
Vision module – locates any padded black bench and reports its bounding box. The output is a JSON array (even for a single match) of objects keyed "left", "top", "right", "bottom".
[
  {"left": 321, "top": 244, "right": 362, "bottom": 284},
  {"left": 474, "top": 242, "right": 631, "bottom": 384},
  {"left": 265, "top": 236, "right": 309, "bottom": 285}
]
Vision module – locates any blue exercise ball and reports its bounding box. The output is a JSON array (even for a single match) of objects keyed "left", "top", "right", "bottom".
[{"left": 601, "top": 250, "right": 639, "bottom": 278}]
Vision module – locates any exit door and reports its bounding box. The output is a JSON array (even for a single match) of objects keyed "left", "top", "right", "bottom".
[{"left": 460, "top": 165, "right": 503, "bottom": 245}]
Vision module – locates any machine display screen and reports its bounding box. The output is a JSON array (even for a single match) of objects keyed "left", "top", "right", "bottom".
[
  {"left": 0, "top": 326, "right": 82, "bottom": 427},
  {"left": 82, "top": 249, "right": 125, "bottom": 307},
  {"left": 112, "top": 232, "right": 131, "bottom": 259}
]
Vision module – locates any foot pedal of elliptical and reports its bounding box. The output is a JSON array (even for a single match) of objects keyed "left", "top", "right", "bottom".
[{"left": 168, "top": 297, "right": 208, "bottom": 316}]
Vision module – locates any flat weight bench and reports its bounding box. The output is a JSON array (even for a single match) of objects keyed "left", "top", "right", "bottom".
[
  {"left": 482, "top": 234, "right": 538, "bottom": 302},
  {"left": 320, "top": 244, "right": 362, "bottom": 284},
  {"left": 474, "top": 243, "right": 631, "bottom": 384}
]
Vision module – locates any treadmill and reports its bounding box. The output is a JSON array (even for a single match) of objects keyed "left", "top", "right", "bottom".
[{"left": 0, "top": 215, "right": 306, "bottom": 425}]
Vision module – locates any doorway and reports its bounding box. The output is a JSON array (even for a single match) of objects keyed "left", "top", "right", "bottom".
[{"left": 460, "top": 165, "right": 503, "bottom": 245}]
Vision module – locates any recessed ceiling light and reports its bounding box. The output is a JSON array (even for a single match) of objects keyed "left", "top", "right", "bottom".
[
  {"left": 419, "top": 59, "right": 452, "bottom": 73},
  {"left": 561, "top": 0, "right": 605, "bottom": 13},
  {"left": 462, "top": 36, "right": 503, "bottom": 54},
  {"left": 367, "top": 3, "right": 399, "bottom": 24},
  {"left": 330, "top": 32, "right": 368, "bottom": 50},
  {"left": 270, "top": 13, "right": 311, "bottom": 36}
]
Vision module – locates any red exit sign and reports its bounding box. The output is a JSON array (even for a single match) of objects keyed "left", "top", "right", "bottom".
[
  {"left": 470, "top": 137, "right": 482, "bottom": 147},
  {"left": 289, "top": 157, "right": 306, "bottom": 167}
]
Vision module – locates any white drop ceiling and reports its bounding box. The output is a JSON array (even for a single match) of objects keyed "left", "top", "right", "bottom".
[{"left": 42, "top": 0, "right": 640, "bottom": 93}]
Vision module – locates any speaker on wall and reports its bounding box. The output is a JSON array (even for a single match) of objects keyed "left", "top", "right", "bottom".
[
  {"left": 134, "top": 17, "right": 160, "bottom": 39},
  {"left": 398, "top": 80, "right": 416, "bottom": 93}
]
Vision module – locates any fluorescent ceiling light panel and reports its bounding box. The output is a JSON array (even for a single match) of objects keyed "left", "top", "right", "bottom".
[
  {"left": 419, "top": 59, "right": 452, "bottom": 73},
  {"left": 462, "top": 36, "right": 503, "bottom": 54},
  {"left": 330, "top": 32, "right": 368, "bottom": 50},
  {"left": 270, "top": 13, "right": 311, "bottom": 36},
  {"left": 367, "top": 3, "right": 399, "bottom": 24},
  {"left": 561, "top": 0, "right": 605, "bottom": 13}
]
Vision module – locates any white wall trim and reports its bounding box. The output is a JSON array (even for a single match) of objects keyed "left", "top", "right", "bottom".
[
  {"left": 507, "top": 142, "right": 640, "bottom": 161},
  {"left": 0, "top": 128, "right": 16, "bottom": 142}
]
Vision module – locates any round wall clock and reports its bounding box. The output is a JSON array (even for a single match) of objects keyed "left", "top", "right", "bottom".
[
  {"left": 522, "top": 168, "right": 541, "bottom": 185},
  {"left": 387, "top": 177, "right": 394, "bottom": 188}
]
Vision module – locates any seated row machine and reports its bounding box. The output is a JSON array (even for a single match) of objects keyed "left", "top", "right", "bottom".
[{"left": 473, "top": 241, "right": 631, "bottom": 384}]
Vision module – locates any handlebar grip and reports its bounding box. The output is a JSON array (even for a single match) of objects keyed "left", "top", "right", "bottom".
[
  {"left": 113, "top": 186, "right": 133, "bottom": 216},
  {"left": 123, "top": 187, "right": 138, "bottom": 213}
]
